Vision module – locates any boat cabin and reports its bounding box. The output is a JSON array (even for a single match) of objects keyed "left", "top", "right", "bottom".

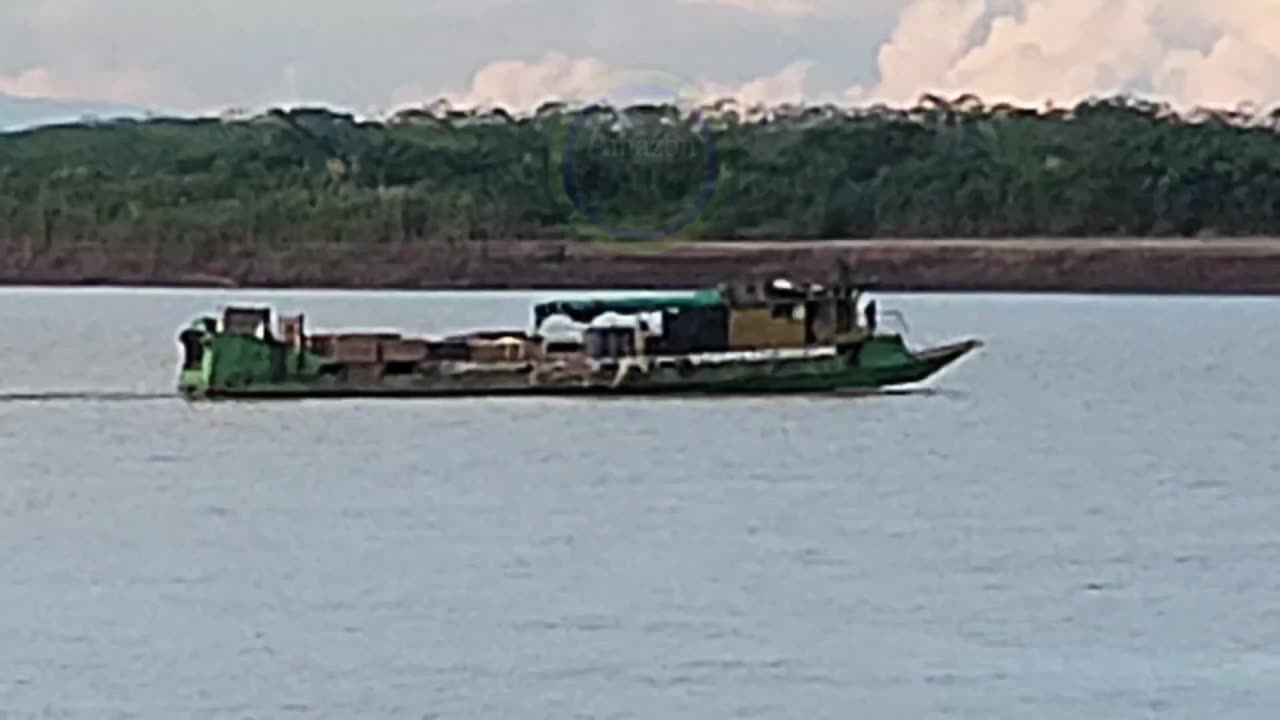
[
  {"left": 530, "top": 273, "right": 870, "bottom": 356},
  {"left": 221, "top": 306, "right": 273, "bottom": 337},
  {"left": 718, "top": 274, "right": 866, "bottom": 349}
]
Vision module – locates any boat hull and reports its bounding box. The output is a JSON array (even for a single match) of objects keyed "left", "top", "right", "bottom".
[{"left": 178, "top": 335, "right": 982, "bottom": 400}]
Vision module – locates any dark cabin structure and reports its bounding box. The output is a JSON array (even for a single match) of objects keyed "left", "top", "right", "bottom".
[
  {"left": 533, "top": 291, "right": 729, "bottom": 356},
  {"left": 531, "top": 272, "right": 869, "bottom": 356}
]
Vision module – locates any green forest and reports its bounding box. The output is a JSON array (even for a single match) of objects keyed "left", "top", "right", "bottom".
[{"left": 2, "top": 94, "right": 1280, "bottom": 247}]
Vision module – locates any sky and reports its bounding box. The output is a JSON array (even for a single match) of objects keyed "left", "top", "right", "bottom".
[{"left": 3, "top": 0, "right": 1280, "bottom": 122}]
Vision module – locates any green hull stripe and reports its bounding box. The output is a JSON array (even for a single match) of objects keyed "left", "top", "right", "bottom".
[{"left": 178, "top": 332, "right": 980, "bottom": 400}]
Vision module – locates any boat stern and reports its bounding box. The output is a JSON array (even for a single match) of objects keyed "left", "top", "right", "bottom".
[
  {"left": 176, "top": 318, "right": 216, "bottom": 398},
  {"left": 178, "top": 368, "right": 209, "bottom": 398}
]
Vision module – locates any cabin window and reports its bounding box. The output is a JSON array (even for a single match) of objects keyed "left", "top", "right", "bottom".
[
  {"left": 383, "top": 361, "right": 417, "bottom": 375},
  {"left": 770, "top": 303, "right": 804, "bottom": 320},
  {"left": 546, "top": 340, "right": 582, "bottom": 354}
]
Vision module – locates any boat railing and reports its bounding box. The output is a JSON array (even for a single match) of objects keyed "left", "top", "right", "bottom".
[{"left": 881, "top": 309, "right": 911, "bottom": 334}]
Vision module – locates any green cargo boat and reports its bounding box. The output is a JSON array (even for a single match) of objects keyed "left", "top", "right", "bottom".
[{"left": 176, "top": 275, "right": 982, "bottom": 400}]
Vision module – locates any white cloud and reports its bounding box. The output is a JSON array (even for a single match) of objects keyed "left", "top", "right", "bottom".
[
  {"left": 429, "top": 54, "right": 616, "bottom": 111},
  {"left": 394, "top": 53, "right": 819, "bottom": 113},
  {"left": 1151, "top": 0, "right": 1280, "bottom": 108},
  {"left": 677, "top": 0, "right": 843, "bottom": 17},
  {"left": 869, "top": 0, "right": 990, "bottom": 105},
  {"left": 0, "top": 64, "right": 165, "bottom": 107},
  {"left": 5, "top": 0, "right": 1280, "bottom": 120},
  {"left": 698, "top": 62, "right": 817, "bottom": 106},
  {"left": 863, "top": 0, "right": 1280, "bottom": 110}
]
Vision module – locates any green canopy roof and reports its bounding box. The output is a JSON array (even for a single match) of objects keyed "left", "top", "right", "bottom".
[{"left": 533, "top": 290, "right": 725, "bottom": 324}]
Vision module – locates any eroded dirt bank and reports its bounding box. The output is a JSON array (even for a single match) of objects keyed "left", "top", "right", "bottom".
[{"left": 3, "top": 237, "right": 1280, "bottom": 294}]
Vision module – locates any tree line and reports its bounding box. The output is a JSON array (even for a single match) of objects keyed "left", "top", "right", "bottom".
[{"left": 2, "top": 93, "right": 1280, "bottom": 249}]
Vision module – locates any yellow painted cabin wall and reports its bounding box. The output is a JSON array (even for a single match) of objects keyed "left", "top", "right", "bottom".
[{"left": 728, "top": 307, "right": 806, "bottom": 349}]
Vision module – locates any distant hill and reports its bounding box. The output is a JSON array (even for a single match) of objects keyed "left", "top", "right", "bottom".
[
  {"left": 3, "top": 95, "right": 1280, "bottom": 245},
  {"left": 0, "top": 93, "right": 151, "bottom": 132}
]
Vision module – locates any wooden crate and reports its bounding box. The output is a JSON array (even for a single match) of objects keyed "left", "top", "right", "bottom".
[
  {"left": 469, "top": 338, "right": 527, "bottom": 363},
  {"left": 333, "top": 334, "right": 381, "bottom": 363},
  {"left": 381, "top": 338, "right": 429, "bottom": 363}
]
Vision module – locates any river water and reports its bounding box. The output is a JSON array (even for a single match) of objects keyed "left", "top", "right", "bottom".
[{"left": 1, "top": 287, "right": 1278, "bottom": 720}]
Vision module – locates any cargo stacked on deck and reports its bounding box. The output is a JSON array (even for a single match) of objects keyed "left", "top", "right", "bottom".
[{"left": 175, "top": 270, "right": 983, "bottom": 399}]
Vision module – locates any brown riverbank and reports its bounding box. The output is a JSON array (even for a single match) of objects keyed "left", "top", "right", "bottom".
[{"left": 2, "top": 237, "right": 1280, "bottom": 294}]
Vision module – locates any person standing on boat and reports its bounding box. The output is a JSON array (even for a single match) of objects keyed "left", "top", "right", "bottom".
[{"left": 864, "top": 300, "right": 878, "bottom": 333}]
